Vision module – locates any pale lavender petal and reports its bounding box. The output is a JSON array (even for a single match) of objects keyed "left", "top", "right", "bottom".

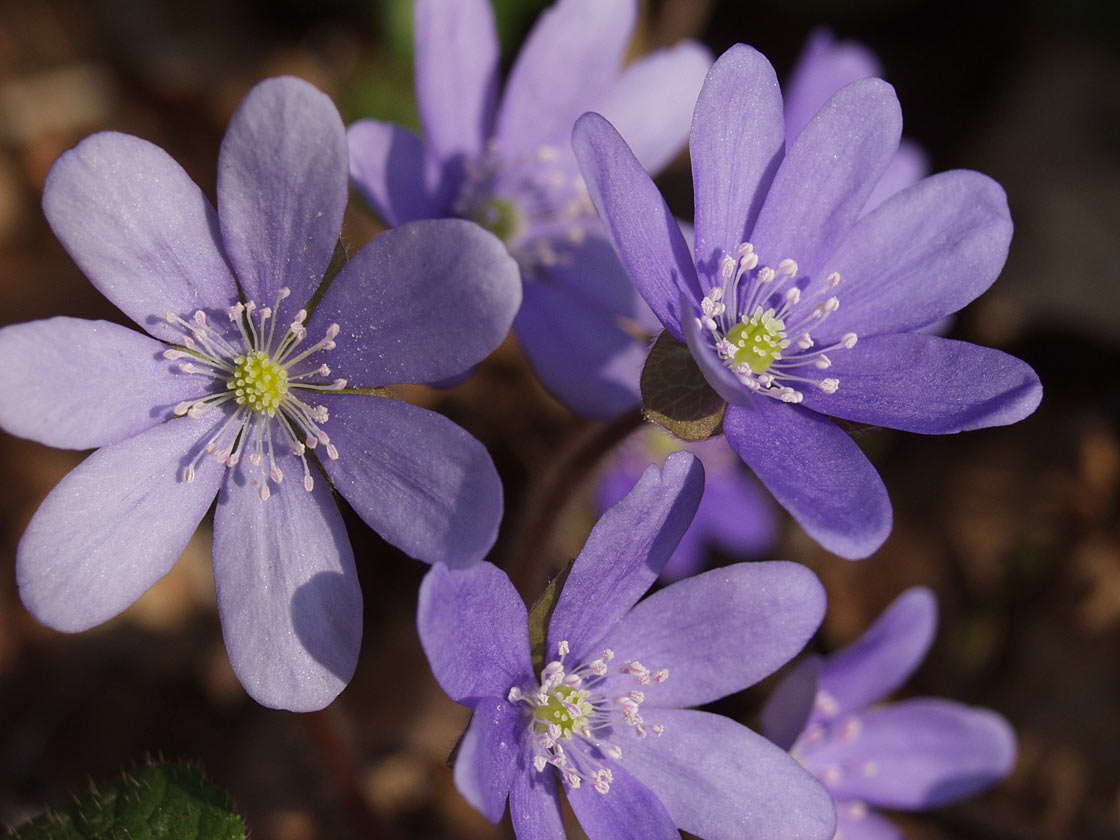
[
  {"left": 804, "top": 699, "right": 1016, "bottom": 809},
  {"left": 596, "top": 561, "right": 825, "bottom": 708},
  {"left": 723, "top": 400, "right": 891, "bottom": 560},
  {"left": 496, "top": 0, "right": 636, "bottom": 156},
  {"left": 573, "top": 112, "right": 701, "bottom": 339},
  {"left": 347, "top": 119, "right": 443, "bottom": 225},
  {"left": 760, "top": 655, "right": 824, "bottom": 751},
  {"left": 16, "top": 413, "right": 225, "bottom": 632},
  {"left": 690, "top": 44, "right": 785, "bottom": 286},
  {"left": 0, "top": 318, "right": 202, "bottom": 449},
  {"left": 417, "top": 562, "right": 532, "bottom": 702},
  {"left": 567, "top": 762, "right": 678, "bottom": 840},
  {"left": 683, "top": 301, "right": 753, "bottom": 405},
  {"left": 621, "top": 709, "right": 836, "bottom": 840},
  {"left": 818, "top": 587, "right": 937, "bottom": 720},
  {"left": 212, "top": 453, "right": 361, "bottom": 711},
  {"left": 548, "top": 451, "right": 704, "bottom": 661},
  {"left": 318, "top": 393, "right": 502, "bottom": 567},
  {"left": 309, "top": 219, "right": 520, "bottom": 387},
  {"left": 750, "top": 78, "right": 901, "bottom": 281},
  {"left": 515, "top": 280, "right": 644, "bottom": 421},
  {"left": 798, "top": 334, "right": 1042, "bottom": 434},
  {"left": 692, "top": 464, "right": 779, "bottom": 557},
  {"left": 509, "top": 748, "right": 566, "bottom": 840},
  {"left": 414, "top": 0, "right": 499, "bottom": 161},
  {"left": 217, "top": 77, "right": 347, "bottom": 307},
  {"left": 864, "top": 139, "right": 928, "bottom": 214},
  {"left": 42, "top": 132, "right": 237, "bottom": 343},
  {"left": 658, "top": 526, "right": 709, "bottom": 582},
  {"left": 593, "top": 41, "right": 711, "bottom": 174},
  {"left": 833, "top": 806, "right": 904, "bottom": 840},
  {"left": 534, "top": 229, "right": 656, "bottom": 323},
  {"left": 453, "top": 697, "right": 524, "bottom": 822},
  {"left": 784, "top": 29, "right": 882, "bottom": 145},
  {"left": 814, "top": 170, "right": 1013, "bottom": 342}
]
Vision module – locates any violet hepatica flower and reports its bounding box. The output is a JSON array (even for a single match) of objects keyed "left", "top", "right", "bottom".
[
  {"left": 573, "top": 44, "right": 1043, "bottom": 559},
  {"left": 418, "top": 451, "right": 836, "bottom": 839},
  {"left": 760, "top": 587, "right": 1017, "bottom": 839},
  {"left": 597, "top": 426, "right": 777, "bottom": 582},
  {"left": 0, "top": 76, "right": 520, "bottom": 711},
  {"left": 348, "top": 0, "right": 709, "bottom": 419}
]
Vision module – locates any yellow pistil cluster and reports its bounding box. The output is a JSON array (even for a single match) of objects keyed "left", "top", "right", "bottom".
[
  {"left": 724, "top": 306, "right": 790, "bottom": 374},
  {"left": 228, "top": 350, "right": 289, "bottom": 415},
  {"left": 533, "top": 684, "right": 592, "bottom": 740}
]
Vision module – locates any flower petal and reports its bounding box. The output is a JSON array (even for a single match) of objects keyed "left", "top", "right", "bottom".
[
  {"left": 509, "top": 746, "right": 566, "bottom": 840},
  {"left": 0, "top": 318, "right": 202, "bottom": 449},
  {"left": 783, "top": 29, "right": 882, "bottom": 146},
  {"left": 547, "top": 451, "right": 703, "bottom": 662},
  {"left": 212, "top": 454, "right": 361, "bottom": 711},
  {"left": 566, "top": 761, "right": 679, "bottom": 840},
  {"left": 414, "top": 0, "right": 499, "bottom": 161},
  {"left": 16, "top": 413, "right": 225, "bottom": 632},
  {"left": 803, "top": 699, "right": 1016, "bottom": 809},
  {"left": 818, "top": 587, "right": 937, "bottom": 718},
  {"left": 621, "top": 708, "right": 836, "bottom": 840},
  {"left": 572, "top": 112, "right": 701, "bottom": 339},
  {"left": 760, "top": 655, "right": 824, "bottom": 751},
  {"left": 798, "top": 334, "right": 1042, "bottom": 434},
  {"left": 347, "top": 119, "right": 443, "bottom": 225},
  {"left": 593, "top": 41, "right": 711, "bottom": 175},
  {"left": 723, "top": 400, "right": 892, "bottom": 560},
  {"left": 42, "top": 132, "right": 237, "bottom": 343},
  {"left": 418, "top": 562, "right": 533, "bottom": 702},
  {"left": 217, "top": 77, "right": 347, "bottom": 307},
  {"left": 515, "top": 279, "right": 644, "bottom": 421},
  {"left": 496, "top": 0, "right": 636, "bottom": 156},
  {"left": 814, "top": 170, "right": 1013, "bottom": 341},
  {"left": 690, "top": 44, "right": 785, "bottom": 287},
  {"left": 750, "top": 78, "right": 901, "bottom": 282},
  {"left": 453, "top": 697, "right": 524, "bottom": 823},
  {"left": 683, "top": 298, "right": 753, "bottom": 406},
  {"left": 318, "top": 393, "right": 502, "bottom": 566},
  {"left": 691, "top": 462, "right": 778, "bottom": 557},
  {"left": 597, "top": 561, "right": 825, "bottom": 708},
  {"left": 834, "top": 806, "right": 904, "bottom": 840},
  {"left": 864, "top": 139, "right": 928, "bottom": 214},
  {"left": 309, "top": 219, "right": 520, "bottom": 387}
]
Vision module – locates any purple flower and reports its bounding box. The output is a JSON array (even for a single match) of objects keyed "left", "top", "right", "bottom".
[
  {"left": 347, "top": 0, "right": 709, "bottom": 420},
  {"left": 0, "top": 77, "right": 521, "bottom": 711},
  {"left": 418, "top": 451, "right": 836, "bottom": 839},
  {"left": 572, "top": 44, "right": 1042, "bottom": 559},
  {"left": 597, "top": 427, "right": 778, "bottom": 582},
  {"left": 760, "top": 588, "right": 1017, "bottom": 839}
]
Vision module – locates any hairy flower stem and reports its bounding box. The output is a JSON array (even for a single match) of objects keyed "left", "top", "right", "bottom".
[{"left": 506, "top": 406, "right": 646, "bottom": 600}]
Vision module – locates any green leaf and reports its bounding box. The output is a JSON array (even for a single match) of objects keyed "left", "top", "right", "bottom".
[
  {"left": 640, "top": 331, "right": 726, "bottom": 441},
  {"left": 527, "top": 558, "right": 575, "bottom": 676},
  {"left": 10, "top": 762, "right": 245, "bottom": 840}
]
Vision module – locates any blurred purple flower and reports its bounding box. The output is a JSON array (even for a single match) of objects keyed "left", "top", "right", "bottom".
[
  {"left": 597, "top": 427, "right": 777, "bottom": 582},
  {"left": 760, "top": 588, "right": 1017, "bottom": 839},
  {"left": 0, "top": 76, "right": 521, "bottom": 711},
  {"left": 573, "top": 44, "right": 1042, "bottom": 559},
  {"left": 347, "top": 0, "right": 709, "bottom": 420},
  {"left": 418, "top": 452, "right": 835, "bottom": 839}
]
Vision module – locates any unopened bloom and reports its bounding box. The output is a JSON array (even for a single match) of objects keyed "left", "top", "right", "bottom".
[
  {"left": 761, "top": 588, "right": 1017, "bottom": 839},
  {"left": 419, "top": 452, "right": 835, "bottom": 839},
  {"left": 597, "top": 426, "right": 777, "bottom": 581},
  {"left": 573, "top": 44, "right": 1042, "bottom": 558},
  {"left": 0, "top": 77, "right": 520, "bottom": 711},
  {"left": 348, "top": 0, "right": 709, "bottom": 419}
]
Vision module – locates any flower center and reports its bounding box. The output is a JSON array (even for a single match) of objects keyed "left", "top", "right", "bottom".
[
  {"left": 229, "top": 351, "right": 289, "bottom": 414},
  {"left": 696, "top": 242, "right": 856, "bottom": 403},
  {"left": 453, "top": 142, "right": 594, "bottom": 277},
  {"left": 508, "top": 641, "right": 667, "bottom": 795},
  {"left": 162, "top": 287, "right": 347, "bottom": 500}
]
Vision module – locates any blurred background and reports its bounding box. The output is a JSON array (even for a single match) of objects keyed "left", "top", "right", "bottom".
[{"left": 1, "top": 0, "right": 1118, "bottom": 837}]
